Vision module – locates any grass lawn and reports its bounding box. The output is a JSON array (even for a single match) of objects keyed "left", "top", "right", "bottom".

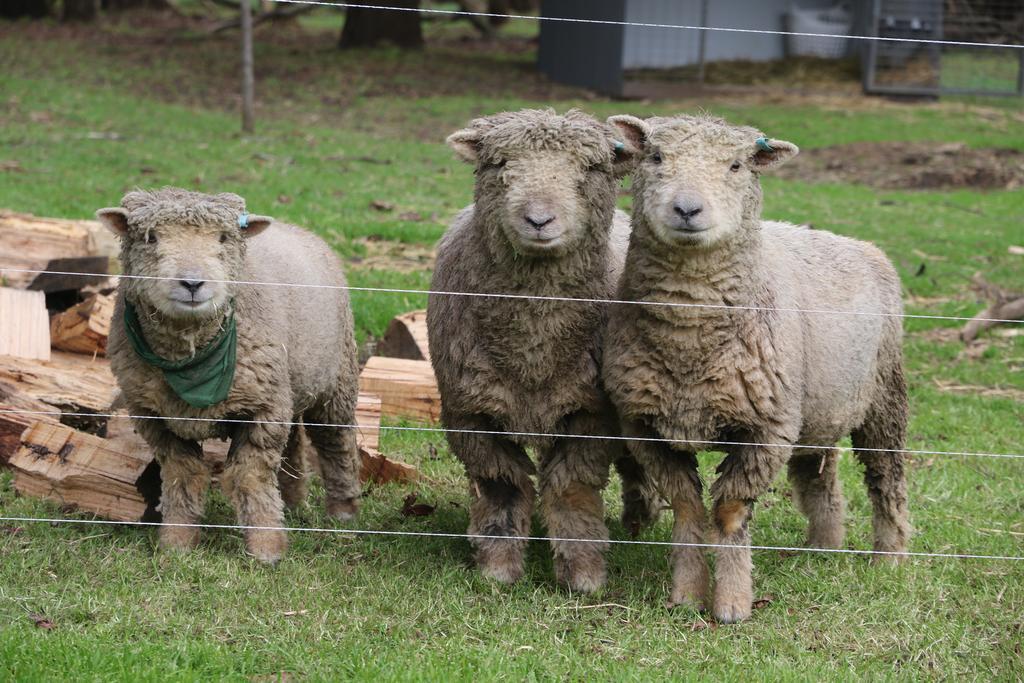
[{"left": 1, "top": 11, "right": 1023, "bottom": 681}]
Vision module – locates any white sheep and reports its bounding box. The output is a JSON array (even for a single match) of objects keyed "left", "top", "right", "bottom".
[
  {"left": 98, "top": 188, "right": 361, "bottom": 563},
  {"left": 603, "top": 114, "right": 911, "bottom": 622}
]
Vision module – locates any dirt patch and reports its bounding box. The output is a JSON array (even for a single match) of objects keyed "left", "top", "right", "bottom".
[
  {"left": 776, "top": 142, "right": 1024, "bottom": 191},
  {"left": 348, "top": 238, "right": 435, "bottom": 273}
]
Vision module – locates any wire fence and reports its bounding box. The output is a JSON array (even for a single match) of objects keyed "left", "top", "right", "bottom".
[
  {"left": 1, "top": 515, "right": 1021, "bottom": 562},
  {"left": 1, "top": 408, "right": 1022, "bottom": 460},
  {"left": 2, "top": 268, "right": 1021, "bottom": 326},
  {"left": 2, "top": 3, "right": 1022, "bottom": 570},
  {"left": 276, "top": 0, "right": 1024, "bottom": 50}
]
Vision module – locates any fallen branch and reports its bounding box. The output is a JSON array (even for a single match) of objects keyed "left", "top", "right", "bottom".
[
  {"left": 209, "top": 3, "right": 316, "bottom": 33},
  {"left": 961, "top": 274, "right": 1024, "bottom": 343}
]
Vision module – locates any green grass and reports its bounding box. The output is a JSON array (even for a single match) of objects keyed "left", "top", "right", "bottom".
[{"left": 1, "top": 12, "right": 1023, "bottom": 681}]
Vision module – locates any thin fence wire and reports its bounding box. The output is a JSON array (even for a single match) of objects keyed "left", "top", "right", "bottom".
[
  {"left": 0, "top": 515, "right": 1020, "bottom": 562},
  {"left": 1, "top": 268, "right": 1019, "bottom": 326},
  {"left": 273, "top": 0, "right": 1024, "bottom": 50},
  {"left": 3, "top": 408, "right": 1022, "bottom": 461}
]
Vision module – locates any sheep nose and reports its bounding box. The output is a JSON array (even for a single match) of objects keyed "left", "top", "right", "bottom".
[
  {"left": 179, "top": 279, "right": 205, "bottom": 295},
  {"left": 674, "top": 203, "right": 703, "bottom": 221},
  {"left": 525, "top": 213, "right": 556, "bottom": 230}
]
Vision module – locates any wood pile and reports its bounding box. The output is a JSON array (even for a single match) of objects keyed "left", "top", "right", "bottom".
[{"left": 1, "top": 212, "right": 442, "bottom": 523}]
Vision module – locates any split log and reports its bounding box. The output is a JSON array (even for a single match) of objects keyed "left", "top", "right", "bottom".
[
  {"left": 0, "top": 351, "right": 118, "bottom": 415},
  {"left": 354, "top": 392, "right": 418, "bottom": 484},
  {"left": 49, "top": 293, "right": 114, "bottom": 356},
  {"left": 0, "top": 211, "right": 118, "bottom": 289},
  {"left": 361, "top": 449, "right": 419, "bottom": 484},
  {"left": 961, "top": 275, "right": 1024, "bottom": 343},
  {"left": 9, "top": 421, "right": 161, "bottom": 522},
  {"left": 355, "top": 391, "right": 382, "bottom": 454},
  {"left": 0, "top": 288, "right": 50, "bottom": 361},
  {"left": 358, "top": 357, "right": 440, "bottom": 422},
  {"left": 376, "top": 309, "right": 430, "bottom": 361},
  {"left": 0, "top": 380, "right": 60, "bottom": 465}
]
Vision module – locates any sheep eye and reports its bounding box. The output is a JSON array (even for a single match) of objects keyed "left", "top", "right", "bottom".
[
  {"left": 730, "top": 161, "right": 743, "bottom": 172},
  {"left": 219, "top": 233, "right": 228, "bottom": 244},
  {"left": 650, "top": 151, "right": 663, "bottom": 164},
  {"left": 145, "top": 232, "right": 157, "bottom": 245}
]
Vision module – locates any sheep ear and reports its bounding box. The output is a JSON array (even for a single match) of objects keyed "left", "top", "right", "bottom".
[
  {"left": 750, "top": 138, "right": 799, "bottom": 171},
  {"left": 239, "top": 214, "right": 272, "bottom": 238},
  {"left": 96, "top": 208, "right": 130, "bottom": 238},
  {"left": 446, "top": 128, "right": 482, "bottom": 164},
  {"left": 608, "top": 115, "right": 650, "bottom": 156}
]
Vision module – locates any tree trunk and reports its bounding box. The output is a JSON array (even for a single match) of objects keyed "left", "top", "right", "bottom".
[
  {"left": 62, "top": 0, "right": 100, "bottom": 21},
  {"left": 0, "top": 0, "right": 51, "bottom": 19},
  {"left": 339, "top": 0, "right": 423, "bottom": 49},
  {"left": 101, "top": 0, "right": 169, "bottom": 10}
]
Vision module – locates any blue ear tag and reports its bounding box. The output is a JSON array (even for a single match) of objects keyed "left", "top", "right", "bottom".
[
  {"left": 613, "top": 140, "right": 625, "bottom": 152},
  {"left": 238, "top": 213, "right": 249, "bottom": 229},
  {"left": 755, "top": 137, "right": 774, "bottom": 152}
]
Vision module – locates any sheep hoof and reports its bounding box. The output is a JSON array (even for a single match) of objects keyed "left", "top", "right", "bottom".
[
  {"left": 480, "top": 562, "right": 525, "bottom": 585},
  {"left": 159, "top": 525, "right": 201, "bottom": 551},
  {"left": 805, "top": 531, "right": 845, "bottom": 550},
  {"left": 621, "top": 495, "right": 663, "bottom": 538},
  {"left": 245, "top": 529, "right": 287, "bottom": 565},
  {"left": 666, "top": 590, "right": 708, "bottom": 613},
  {"left": 869, "top": 550, "right": 906, "bottom": 566},
  {"left": 712, "top": 596, "right": 752, "bottom": 624},
  {"left": 555, "top": 557, "right": 607, "bottom": 594},
  {"left": 326, "top": 498, "right": 360, "bottom": 521},
  {"left": 475, "top": 537, "right": 526, "bottom": 584}
]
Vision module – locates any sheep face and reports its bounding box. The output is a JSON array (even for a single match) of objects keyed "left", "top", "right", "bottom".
[
  {"left": 96, "top": 189, "right": 271, "bottom": 321},
  {"left": 448, "top": 109, "right": 633, "bottom": 257},
  {"left": 610, "top": 115, "right": 798, "bottom": 251}
]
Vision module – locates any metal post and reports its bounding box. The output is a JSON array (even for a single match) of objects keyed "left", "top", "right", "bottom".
[
  {"left": 1018, "top": 46, "right": 1024, "bottom": 96},
  {"left": 696, "top": 0, "right": 709, "bottom": 84},
  {"left": 240, "top": 0, "right": 255, "bottom": 134}
]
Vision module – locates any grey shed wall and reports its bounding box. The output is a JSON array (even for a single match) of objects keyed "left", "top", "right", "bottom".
[
  {"left": 537, "top": 0, "right": 874, "bottom": 94},
  {"left": 538, "top": 0, "right": 627, "bottom": 95}
]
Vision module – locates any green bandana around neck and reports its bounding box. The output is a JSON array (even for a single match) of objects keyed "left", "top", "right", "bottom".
[{"left": 123, "top": 300, "right": 238, "bottom": 408}]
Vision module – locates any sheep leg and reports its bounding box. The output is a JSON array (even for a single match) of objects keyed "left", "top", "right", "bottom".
[
  {"left": 133, "top": 415, "right": 208, "bottom": 551},
  {"left": 710, "top": 439, "right": 791, "bottom": 624},
  {"left": 787, "top": 447, "right": 845, "bottom": 549},
  {"left": 448, "top": 415, "right": 536, "bottom": 584},
  {"left": 277, "top": 424, "right": 310, "bottom": 511},
  {"left": 222, "top": 418, "right": 291, "bottom": 564},
  {"left": 614, "top": 454, "right": 664, "bottom": 537},
  {"left": 305, "top": 389, "right": 361, "bottom": 520},
  {"left": 852, "top": 362, "right": 911, "bottom": 563},
  {"left": 623, "top": 422, "right": 709, "bottom": 611},
  {"left": 538, "top": 410, "right": 616, "bottom": 593}
]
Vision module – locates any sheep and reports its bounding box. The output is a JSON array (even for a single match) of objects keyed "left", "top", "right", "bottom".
[
  {"left": 602, "top": 114, "right": 911, "bottom": 622},
  {"left": 427, "top": 109, "right": 661, "bottom": 592},
  {"left": 97, "top": 188, "right": 361, "bottom": 563}
]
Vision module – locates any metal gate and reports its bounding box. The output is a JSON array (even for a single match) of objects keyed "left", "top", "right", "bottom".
[{"left": 864, "top": 0, "right": 1024, "bottom": 96}]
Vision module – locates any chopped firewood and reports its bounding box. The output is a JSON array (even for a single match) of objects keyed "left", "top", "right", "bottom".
[
  {"left": 0, "top": 211, "right": 118, "bottom": 289},
  {"left": 0, "top": 380, "right": 60, "bottom": 465},
  {"left": 961, "top": 275, "right": 1024, "bottom": 343},
  {"left": 376, "top": 309, "right": 430, "bottom": 362},
  {"left": 354, "top": 392, "right": 418, "bottom": 484},
  {"left": 49, "top": 293, "right": 114, "bottom": 356},
  {"left": 0, "top": 288, "right": 50, "bottom": 361},
  {"left": 358, "top": 357, "right": 440, "bottom": 422},
  {"left": 355, "top": 391, "right": 382, "bottom": 453},
  {"left": 9, "top": 421, "right": 161, "bottom": 522},
  {"left": 0, "top": 351, "right": 118, "bottom": 415},
  {"left": 361, "top": 449, "right": 419, "bottom": 484}
]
